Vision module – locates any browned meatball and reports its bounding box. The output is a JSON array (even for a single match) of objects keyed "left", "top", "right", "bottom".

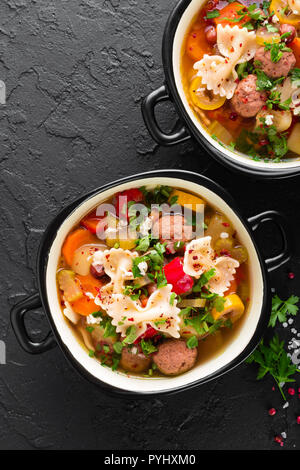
[
  {"left": 231, "top": 75, "right": 267, "bottom": 118},
  {"left": 152, "top": 215, "right": 193, "bottom": 243},
  {"left": 254, "top": 46, "right": 296, "bottom": 78},
  {"left": 279, "top": 24, "right": 296, "bottom": 44},
  {"left": 120, "top": 346, "right": 151, "bottom": 373},
  {"left": 152, "top": 339, "right": 198, "bottom": 376}
]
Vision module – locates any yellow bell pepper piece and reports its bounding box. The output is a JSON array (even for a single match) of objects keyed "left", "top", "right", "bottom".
[
  {"left": 171, "top": 189, "right": 205, "bottom": 213},
  {"left": 106, "top": 238, "right": 137, "bottom": 250},
  {"left": 212, "top": 294, "right": 245, "bottom": 324},
  {"left": 270, "top": 0, "right": 300, "bottom": 25}
]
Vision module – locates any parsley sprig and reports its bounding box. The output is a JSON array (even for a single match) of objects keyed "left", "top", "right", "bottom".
[
  {"left": 269, "top": 294, "right": 299, "bottom": 327},
  {"left": 246, "top": 335, "right": 300, "bottom": 400}
]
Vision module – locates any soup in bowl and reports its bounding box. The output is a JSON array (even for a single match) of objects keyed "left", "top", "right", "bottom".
[
  {"left": 11, "top": 171, "right": 290, "bottom": 394},
  {"left": 181, "top": 0, "right": 300, "bottom": 162},
  {"left": 56, "top": 183, "right": 250, "bottom": 378},
  {"left": 142, "top": 0, "right": 300, "bottom": 177}
]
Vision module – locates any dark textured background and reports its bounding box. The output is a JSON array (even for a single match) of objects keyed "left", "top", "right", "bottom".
[{"left": 1, "top": 0, "right": 300, "bottom": 450}]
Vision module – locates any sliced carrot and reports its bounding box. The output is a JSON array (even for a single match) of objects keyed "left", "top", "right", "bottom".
[
  {"left": 290, "top": 38, "right": 300, "bottom": 67},
  {"left": 62, "top": 228, "right": 95, "bottom": 266},
  {"left": 214, "top": 2, "right": 249, "bottom": 28},
  {"left": 186, "top": 28, "right": 212, "bottom": 61},
  {"left": 71, "top": 274, "right": 104, "bottom": 316}
]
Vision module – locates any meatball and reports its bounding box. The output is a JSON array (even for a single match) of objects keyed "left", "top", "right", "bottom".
[
  {"left": 152, "top": 339, "right": 198, "bottom": 376},
  {"left": 152, "top": 215, "right": 193, "bottom": 244},
  {"left": 254, "top": 46, "right": 296, "bottom": 78},
  {"left": 120, "top": 346, "right": 151, "bottom": 373},
  {"left": 279, "top": 24, "right": 296, "bottom": 44},
  {"left": 231, "top": 75, "right": 267, "bottom": 118}
]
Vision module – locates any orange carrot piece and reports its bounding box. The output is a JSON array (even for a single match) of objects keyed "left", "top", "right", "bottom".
[
  {"left": 290, "top": 38, "right": 300, "bottom": 67},
  {"left": 214, "top": 2, "right": 249, "bottom": 28},
  {"left": 62, "top": 228, "right": 95, "bottom": 266},
  {"left": 71, "top": 274, "right": 103, "bottom": 316},
  {"left": 186, "top": 28, "right": 212, "bottom": 61}
]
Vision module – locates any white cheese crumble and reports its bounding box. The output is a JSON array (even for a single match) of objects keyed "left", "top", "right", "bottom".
[
  {"left": 138, "top": 261, "right": 148, "bottom": 276},
  {"left": 282, "top": 401, "right": 289, "bottom": 409},
  {"left": 86, "top": 314, "right": 101, "bottom": 325},
  {"left": 220, "top": 232, "right": 229, "bottom": 239},
  {"left": 272, "top": 14, "right": 280, "bottom": 23},
  {"left": 265, "top": 114, "right": 274, "bottom": 126},
  {"left": 139, "top": 216, "right": 152, "bottom": 236}
]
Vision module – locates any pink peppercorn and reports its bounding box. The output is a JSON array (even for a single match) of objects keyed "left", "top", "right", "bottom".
[
  {"left": 288, "top": 272, "right": 295, "bottom": 279},
  {"left": 288, "top": 387, "right": 295, "bottom": 396},
  {"left": 297, "top": 416, "right": 300, "bottom": 425},
  {"left": 269, "top": 408, "right": 276, "bottom": 416},
  {"left": 274, "top": 436, "right": 283, "bottom": 446}
]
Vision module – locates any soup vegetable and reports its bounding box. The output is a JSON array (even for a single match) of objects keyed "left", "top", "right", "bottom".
[
  {"left": 181, "top": 0, "right": 300, "bottom": 162},
  {"left": 57, "top": 186, "right": 249, "bottom": 377}
]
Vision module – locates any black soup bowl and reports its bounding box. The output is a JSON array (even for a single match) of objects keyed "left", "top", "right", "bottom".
[
  {"left": 11, "top": 170, "right": 291, "bottom": 395},
  {"left": 142, "top": 0, "right": 300, "bottom": 178}
]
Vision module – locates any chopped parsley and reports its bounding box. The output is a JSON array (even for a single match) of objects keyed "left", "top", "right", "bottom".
[
  {"left": 264, "top": 38, "right": 291, "bottom": 63},
  {"left": 193, "top": 268, "right": 216, "bottom": 293},
  {"left": 205, "top": 9, "right": 220, "bottom": 19},
  {"left": 113, "top": 342, "right": 124, "bottom": 354},
  {"left": 122, "top": 325, "right": 137, "bottom": 345},
  {"left": 186, "top": 336, "right": 199, "bottom": 349},
  {"left": 170, "top": 292, "right": 176, "bottom": 306},
  {"left": 140, "top": 339, "right": 157, "bottom": 355},
  {"left": 290, "top": 67, "right": 300, "bottom": 87}
]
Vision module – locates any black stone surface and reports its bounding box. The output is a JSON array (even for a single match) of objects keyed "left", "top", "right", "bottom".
[{"left": 1, "top": 0, "right": 300, "bottom": 450}]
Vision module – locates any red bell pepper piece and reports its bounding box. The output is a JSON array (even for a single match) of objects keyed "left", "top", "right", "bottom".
[
  {"left": 115, "top": 188, "right": 144, "bottom": 219},
  {"left": 134, "top": 325, "right": 159, "bottom": 344},
  {"left": 163, "top": 257, "right": 193, "bottom": 295},
  {"left": 81, "top": 214, "right": 108, "bottom": 239}
]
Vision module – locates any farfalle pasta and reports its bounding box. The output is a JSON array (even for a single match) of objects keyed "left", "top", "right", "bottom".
[
  {"left": 183, "top": 236, "right": 239, "bottom": 295},
  {"left": 57, "top": 184, "right": 249, "bottom": 377},
  {"left": 194, "top": 25, "right": 257, "bottom": 99}
]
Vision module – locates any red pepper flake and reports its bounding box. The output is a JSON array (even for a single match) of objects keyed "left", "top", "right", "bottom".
[
  {"left": 297, "top": 416, "right": 300, "bottom": 424},
  {"left": 229, "top": 112, "right": 238, "bottom": 121},
  {"left": 268, "top": 408, "right": 276, "bottom": 416},
  {"left": 288, "top": 272, "right": 295, "bottom": 279},
  {"left": 259, "top": 139, "right": 269, "bottom": 147},
  {"left": 288, "top": 387, "right": 295, "bottom": 396},
  {"left": 128, "top": 317, "right": 134, "bottom": 322},
  {"left": 262, "top": 105, "right": 267, "bottom": 111},
  {"left": 274, "top": 436, "right": 283, "bottom": 446},
  {"left": 272, "top": 386, "right": 275, "bottom": 391},
  {"left": 220, "top": 249, "right": 230, "bottom": 256},
  {"left": 192, "top": 33, "right": 197, "bottom": 38},
  {"left": 222, "top": 222, "right": 230, "bottom": 227}
]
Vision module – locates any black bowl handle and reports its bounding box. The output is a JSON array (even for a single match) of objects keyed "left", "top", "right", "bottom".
[
  {"left": 11, "top": 293, "right": 57, "bottom": 354},
  {"left": 247, "top": 210, "right": 291, "bottom": 272},
  {"left": 142, "top": 84, "right": 191, "bottom": 146}
]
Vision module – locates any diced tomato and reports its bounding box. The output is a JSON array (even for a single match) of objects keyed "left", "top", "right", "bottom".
[
  {"left": 134, "top": 325, "right": 159, "bottom": 344},
  {"left": 81, "top": 216, "right": 107, "bottom": 237},
  {"left": 163, "top": 257, "right": 194, "bottom": 295},
  {"left": 115, "top": 188, "right": 144, "bottom": 219}
]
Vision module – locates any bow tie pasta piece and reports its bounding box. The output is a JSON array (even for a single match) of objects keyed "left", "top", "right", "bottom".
[
  {"left": 193, "top": 25, "right": 257, "bottom": 99},
  {"left": 104, "top": 285, "right": 181, "bottom": 341},
  {"left": 208, "top": 256, "right": 240, "bottom": 296},
  {"left": 183, "top": 236, "right": 215, "bottom": 277},
  {"left": 183, "top": 236, "right": 240, "bottom": 296},
  {"left": 217, "top": 24, "right": 257, "bottom": 64},
  {"left": 194, "top": 55, "right": 238, "bottom": 99},
  {"left": 92, "top": 248, "right": 138, "bottom": 294}
]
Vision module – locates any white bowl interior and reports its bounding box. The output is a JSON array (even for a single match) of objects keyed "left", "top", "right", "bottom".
[
  {"left": 172, "top": 0, "right": 300, "bottom": 171},
  {"left": 46, "top": 177, "right": 264, "bottom": 393}
]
